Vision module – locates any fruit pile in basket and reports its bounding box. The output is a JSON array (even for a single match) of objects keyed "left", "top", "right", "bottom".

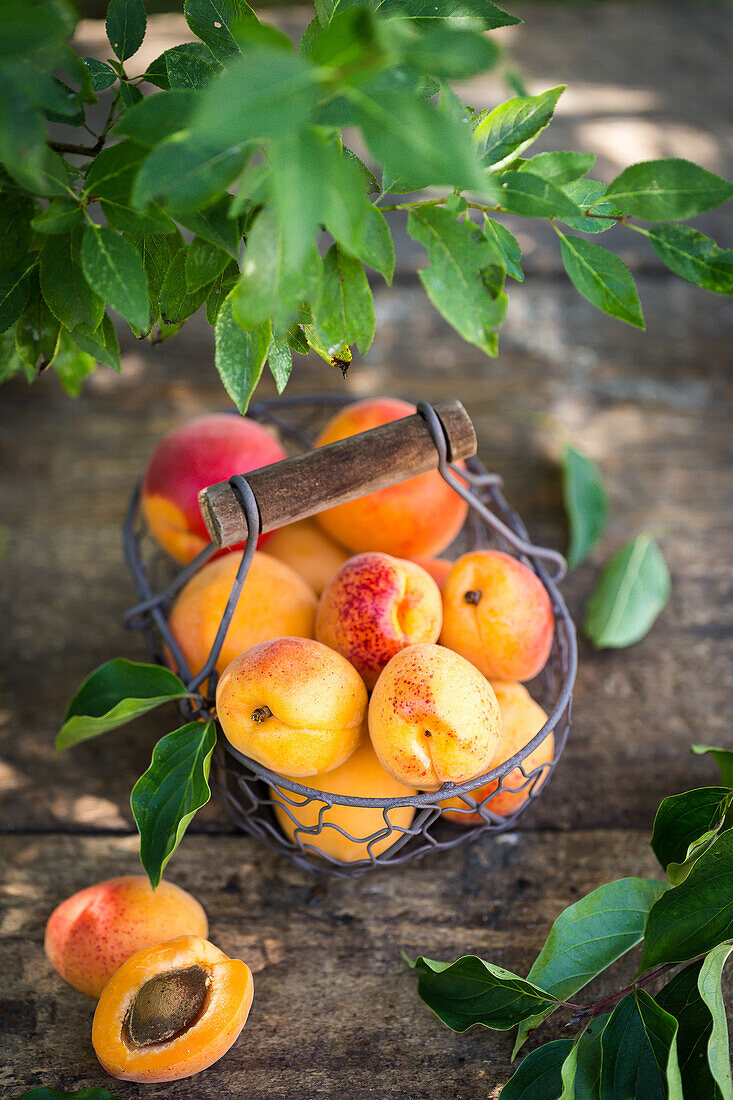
[{"left": 143, "top": 397, "right": 557, "bottom": 863}]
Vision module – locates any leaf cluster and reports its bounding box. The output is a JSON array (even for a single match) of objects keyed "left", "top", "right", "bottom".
[
  {"left": 408, "top": 745, "right": 733, "bottom": 1099},
  {"left": 1, "top": 0, "right": 731, "bottom": 406}
]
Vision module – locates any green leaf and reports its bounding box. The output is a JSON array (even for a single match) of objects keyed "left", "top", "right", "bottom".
[
  {"left": 132, "top": 135, "right": 249, "bottom": 216},
  {"left": 379, "top": 0, "right": 521, "bottom": 30},
  {"left": 0, "top": 192, "right": 34, "bottom": 273},
  {"left": 343, "top": 146, "right": 380, "bottom": 195},
  {"left": 106, "top": 0, "right": 147, "bottom": 62},
  {"left": 205, "top": 259, "right": 239, "bottom": 324},
  {"left": 303, "top": 322, "right": 351, "bottom": 369},
  {"left": 600, "top": 991, "right": 683, "bottom": 1100},
  {"left": 72, "top": 313, "right": 122, "bottom": 372},
  {"left": 113, "top": 89, "right": 197, "bottom": 146},
  {"left": 52, "top": 330, "right": 96, "bottom": 397},
  {"left": 0, "top": 69, "right": 69, "bottom": 197},
  {"left": 407, "top": 206, "right": 507, "bottom": 356},
  {"left": 0, "top": 1, "right": 71, "bottom": 58},
  {"left": 184, "top": 0, "right": 257, "bottom": 64},
  {"left": 408, "top": 954, "right": 556, "bottom": 1032},
  {"left": 215, "top": 295, "right": 271, "bottom": 413},
  {"left": 517, "top": 150, "right": 595, "bottom": 185},
  {"left": 159, "top": 248, "right": 210, "bottom": 324},
  {"left": 483, "top": 217, "right": 523, "bottom": 281},
  {"left": 692, "top": 746, "right": 733, "bottom": 787},
  {"left": 167, "top": 44, "right": 220, "bottom": 88},
  {"left": 643, "top": 225, "right": 733, "bottom": 295},
  {"left": 125, "top": 228, "right": 184, "bottom": 331},
  {"left": 31, "top": 197, "right": 83, "bottom": 236},
  {"left": 143, "top": 42, "right": 220, "bottom": 89},
  {"left": 85, "top": 140, "right": 174, "bottom": 235},
  {"left": 498, "top": 171, "right": 581, "bottom": 219},
  {"left": 82, "top": 56, "right": 118, "bottom": 91},
  {"left": 286, "top": 322, "right": 309, "bottom": 355},
  {"left": 267, "top": 335, "right": 292, "bottom": 394},
  {"left": 57, "top": 659, "right": 189, "bottom": 751},
  {"left": 18, "top": 1090, "right": 122, "bottom": 1099},
  {"left": 652, "top": 786, "right": 733, "bottom": 877},
  {"left": 356, "top": 204, "right": 395, "bottom": 284},
  {"left": 177, "top": 195, "right": 241, "bottom": 257},
  {"left": 0, "top": 259, "right": 34, "bottom": 334},
  {"left": 513, "top": 877, "right": 669, "bottom": 1056},
  {"left": 584, "top": 533, "right": 670, "bottom": 648},
  {"left": 561, "top": 444, "right": 608, "bottom": 569},
  {"left": 558, "top": 232, "right": 644, "bottom": 328},
  {"left": 81, "top": 225, "right": 150, "bottom": 330},
  {"left": 474, "top": 86, "right": 564, "bottom": 169},
  {"left": 400, "top": 26, "right": 500, "bottom": 80},
  {"left": 314, "top": 244, "right": 375, "bottom": 356},
  {"left": 698, "top": 943, "right": 733, "bottom": 1100},
  {"left": 40, "top": 229, "right": 104, "bottom": 331},
  {"left": 572, "top": 1014, "right": 610, "bottom": 1100},
  {"left": 500, "top": 1040, "right": 575, "bottom": 1100},
  {"left": 132, "top": 720, "right": 216, "bottom": 889},
  {"left": 641, "top": 830, "right": 733, "bottom": 970},
  {"left": 185, "top": 236, "right": 232, "bottom": 294},
  {"left": 657, "top": 958, "right": 728, "bottom": 1100},
  {"left": 15, "top": 281, "right": 61, "bottom": 370},
  {"left": 559, "top": 178, "right": 621, "bottom": 234},
  {"left": 605, "top": 159, "right": 733, "bottom": 221}
]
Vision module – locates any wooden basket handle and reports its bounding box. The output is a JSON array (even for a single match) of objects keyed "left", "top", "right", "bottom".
[{"left": 198, "top": 399, "right": 477, "bottom": 549}]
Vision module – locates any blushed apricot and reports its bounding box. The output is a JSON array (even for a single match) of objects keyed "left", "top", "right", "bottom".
[
  {"left": 44, "top": 876, "right": 208, "bottom": 998},
  {"left": 167, "top": 550, "right": 317, "bottom": 677},
  {"left": 441, "top": 681, "right": 554, "bottom": 823},
  {"left": 270, "top": 740, "right": 416, "bottom": 862},
  {"left": 316, "top": 552, "right": 442, "bottom": 689},
  {"left": 314, "top": 398, "right": 468, "bottom": 557},
  {"left": 368, "top": 644, "right": 501, "bottom": 791},
  {"left": 216, "top": 637, "right": 367, "bottom": 777},
  {"left": 263, "top": 517, "right": 349, "bottom": 595},
  {"left": 142, "top": 413, "right": 286, "bottom": 564},
  {"left": 410, "top": 556, "right": 453, "bottom": 592},
  {"left": 441, "top": 550, "right": 554, "bottom": 682},
  {"left": 92, "top": 935, "right": 253, "bottom": 1083}
]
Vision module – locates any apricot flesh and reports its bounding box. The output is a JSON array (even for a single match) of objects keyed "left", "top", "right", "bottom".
[
  {"left": 270, "top": 740, "right": 416, "bottom": 863},
  {"left": 368, "top": 643, "right": 502, "bottom": 791},
  {"left": 440, "top": 550, "right": 554, "bottom": 682},
  {"left": 314, "top": 398, "right": 468, "bottom": 557},
  {"left": 316, "top": 552, "right": 442, "bottom": 689},
  {"left": 216, "top": 637, "right": 367, "bottom": 777},
  {"left": 167, "top": 549, "right": 317, "bottom": 677},
  {"left": 441, "top": 681, "right": 554, "bottom": 823},
  {"left": 93, "top": 935, "right": 253, "bottom": 1083},
  {"left": 263, "top": 518, "right": 349, "bottom": 595},
  {"left": 44, "top": 876, "right": 208, "bottom": 998}
]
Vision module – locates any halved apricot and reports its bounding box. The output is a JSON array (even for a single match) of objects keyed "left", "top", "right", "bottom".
[{"left": 92, "top": 935, "right": 253, "bottom": 1083}]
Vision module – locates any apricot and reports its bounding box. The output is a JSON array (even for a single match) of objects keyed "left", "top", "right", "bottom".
[
  {"left": 216, "top": 637, "right": 367, "bottom": 777},
  {"left": 44, "top": 876, "right": 208, "bottom": 999},
  {"left": 440, "top": 550, "right": 554, "bottom": 682},
  {"left": 368, "top": 643, "right": 501, "bottom": 791},
  {"left": 410, "top": 555, "right": 453, "bottom": 592},
  {"left": 142, "top": 413, "right": 287, "bottom": 564},
  {"left": 92, "top": 935, "right": 253, "bottom": 1083},
  {"left": 263, "top": 517, "right": 349, "bottom": 596},
  {"left": 316, "top": 552, "right": 443, "bottom": 689},
  {"left": 313, "top": 398, "right": 468, "bottom": 557},
  {"left": 270, "top": 740, "right": 416, "bottom": 862},
  {"left": 441, "top": 681, "right": 554, "bottom": 823},
  {"left": 167, "top": 550, "right": 317, "bottom": 677}
]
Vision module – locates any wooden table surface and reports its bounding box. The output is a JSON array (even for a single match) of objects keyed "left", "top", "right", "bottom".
[{"left": 1, "top": 4, "right": 732, "bottom": 1096}]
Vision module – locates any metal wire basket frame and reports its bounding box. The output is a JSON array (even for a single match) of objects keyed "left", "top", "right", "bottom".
[{"left": 123, "top": 395, "right": 577, "bottom": 878}]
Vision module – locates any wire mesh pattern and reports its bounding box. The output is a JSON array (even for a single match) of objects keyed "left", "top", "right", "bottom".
[{"left": 123, "top": 395, "right": 577, "bottom": 878}]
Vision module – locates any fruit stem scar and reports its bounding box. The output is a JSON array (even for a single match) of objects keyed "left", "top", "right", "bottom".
[
  {"left": 424, "top": 730, "right": 432, "bottom": 738},
  {"left": 464, "top": 589, "right": 482, "bottom": 605},
  {"left": 251, "top": 706, "right": 273, "bottom": 723}
]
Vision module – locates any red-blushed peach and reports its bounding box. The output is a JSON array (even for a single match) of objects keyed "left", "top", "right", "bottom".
[
  {"left": 92, "top": 935, "right": 253, "bottom": 1082},
  {"left": 216, "top": 637, "right": 367, "bottom": 777},
  {"left": 440, "top": 550, "right": 554, "bottom": 681},
  {"left": 410, "top": 555, "right": 453, "bottom": 592},
  {"left": 263, "top": 517, "right": 349, "bottom": 595},
  {"left": 142, "top": 413, "right": 287, "bottom": 564},
  {"left": 167, "top": 550, "right": 317, "bottom": 677},
  {"left": 441, "top": 681, "right": 554, "bottom": 823},
  {"left": 313, "top": 398, "right": 468, "bottom": 557},
  {"left": 44, "top": 876, "right": 208, "bottom": 998},
  {"left": 367, "top": 643, "right": 501, "bottom": 790},
  {"left": 270, "top": 740, "right": 416, "bottom": 863}
]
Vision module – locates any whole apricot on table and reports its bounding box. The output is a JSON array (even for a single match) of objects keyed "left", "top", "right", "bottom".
[
  {"left": 217, "top": 637, "right": 367, "bottom": 777},
  {"left": 167, "top": 550, "right": 317, "bottom": 677},
  {"left": 313, "top": 398, "right": 468, "bottom": 557},
  {"left": 440, "top": 550, "right": 554, "bottom": 682},
  {"left": 270, "top": 740, "right": 416, "bottom": 863},
  {"left": 92, "top": 935, "right": 253, "bottom": 1083},
  {"left": 316, "top": 552, "right": 442, "bottom": 689},
  {"left": 368, "top": 643, "right": 501, "bottom": 791},
  {"left": 410, "top": 555, "right": 453, "bottom": 592},
  {"left": 44, "top": 876, "right": 207, "bottom": 998},
  {"left": 263, "top": 517, "right": 349, "bottom": 595},
  {"left": 441, "top": 681, "right": 554, "bottom": 823},
  {"left": 142, "top": 413, "right": 287, "bottom": 564}
]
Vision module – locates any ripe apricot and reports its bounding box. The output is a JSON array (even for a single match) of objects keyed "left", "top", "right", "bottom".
[
  {"left": 441, "top": 550, "right": 554, "bottom": 682},
  {"left": 368, "top": 643, "right": 501, "bottom": 791},
  {"left": 410, "top": 555, "right": 453, "bottom": 592},
  {"left": 168, "top": 550, "right": 317, "bottom": 677},
  {"left": 44, "top": 876, "right": 207, "bottom": 998},
  {"left": 316, "top": 552, "right": 443, "bottom": 689},
  {"left": 270, "top": 740, "right": 416, "bottom": 863},
  {"left": 92, "top": 935, "right": 253, "bottom": 1082},
  {"left": 441, "top": 681, "right": 554, "bottom": 823},
  {"left": 217, "top": 637, "right": 367, "bottom": 777},
  {"left": 142, "top": 413, "right": 286, "bottom": 564},
  {"left": 263, "top": 517, "right": 349, "bottom": 595},
  {"left": 313, "top": 398, "right": 468, "bottom": 557}
]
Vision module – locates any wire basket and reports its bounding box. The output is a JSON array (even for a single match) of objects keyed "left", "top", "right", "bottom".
[{"left": 123, "top": 395, "right": 577, "bottom": 878}]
